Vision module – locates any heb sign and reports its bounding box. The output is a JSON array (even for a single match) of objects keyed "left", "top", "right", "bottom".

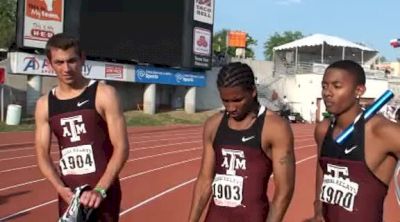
[
  {"left": 135, "top": 65, "right": 206, "bottom": 87},
  {"left": 0, "top": 67, "right": 4, "bottom": 84}
]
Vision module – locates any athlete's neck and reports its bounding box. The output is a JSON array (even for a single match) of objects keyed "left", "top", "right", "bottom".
[
  {"left": 334, "top": 105, "right": 363, "bottom": 130},
  {"left": 56, "top": 78, "right": 90, "bottom": 99}
]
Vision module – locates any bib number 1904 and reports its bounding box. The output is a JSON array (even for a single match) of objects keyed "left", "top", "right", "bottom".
[{"left": 60, "top": 145, "right": 96, "bottom": 176}]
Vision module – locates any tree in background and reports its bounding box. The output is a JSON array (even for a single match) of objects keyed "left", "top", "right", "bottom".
[
  {"left": 263, "top": 31, "right": 304, "bottom": 60},
  {"left": 0, "top": 0, "right": 17, "bottom": 49},
  {"left": 213, "top": 29, "right": 257, "bottom": 59}
]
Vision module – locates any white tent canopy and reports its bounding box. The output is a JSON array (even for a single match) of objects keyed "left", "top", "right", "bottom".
[
  {"left": 273, "top": 33, "right": 377, "bottom": 67},
  {"left": 273, "top": 33, "right": 375, "bottom": 52}
]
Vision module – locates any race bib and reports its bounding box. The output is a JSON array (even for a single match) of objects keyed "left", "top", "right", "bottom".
[
  {"left": 60, "top": 145, "right": 96, "bottom": 176},
  {"left": 212, "top": 174, "right": 244, "bottom": 207},
  {"left": 320, "top": 173, "right": 359, "bottom": 211}
]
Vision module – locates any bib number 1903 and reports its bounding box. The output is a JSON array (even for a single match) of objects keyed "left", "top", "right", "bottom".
[{"left": 212, "top": 174, "right": 243, "bottom": 207}]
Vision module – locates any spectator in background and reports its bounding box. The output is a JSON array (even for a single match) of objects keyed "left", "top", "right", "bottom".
[{"left": 310, "top": 102, "right": 317, "bottom": 124}]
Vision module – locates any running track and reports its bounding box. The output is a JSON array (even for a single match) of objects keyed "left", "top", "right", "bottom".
[{"left": 0, "top": 124, "right": 398, "bottom": 222}]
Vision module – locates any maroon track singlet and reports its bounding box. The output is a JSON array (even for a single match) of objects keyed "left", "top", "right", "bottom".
[
  {"left": 319, "top": 116, "right": 387, "bottom": 222},
  {"left": 206, "top": 106, "right": 273, "bottom": 222},
  {"left": 48, "top": 80, "right": 121, "bottom": 221}
]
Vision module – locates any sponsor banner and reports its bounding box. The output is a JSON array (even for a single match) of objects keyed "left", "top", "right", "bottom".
[
  {"left": 23, "top": 0, "right": 64, "bottom": 48},
  {"left": 135, "top": 65, "right": 206, "bottom": 87},
  {"left": 193, "top": 27, "right": 211, "bottom": 56},
  {"left": 193, "top": 27, "right": 211, "bottom": 69},
  {"left": 228, "top": 31, "right": 247, "bottom": 48},
  {"left": 8, "top": 52, "right": 135, "bottom": 82},
  {"left": 193, "top": 0, "right": 214, "bottom": 24}
]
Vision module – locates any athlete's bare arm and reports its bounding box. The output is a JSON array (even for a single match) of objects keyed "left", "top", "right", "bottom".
[
  {"left": 95, "top": 83, "right": 129, "bottom": 189},
  {"left": 309, "top": 119, "right": 330, "bottom": 222},
  {"left": 264, "top": 112, "right": 295, "bottom": 222},
  {"left": 363, "top": 116, "right": 400, "bottom": 184},
  {"left": 372, "top": 117, "right": 400, "bottom": 159},
  {"left": 80, "top": 83, "right": 129, "bottom": 208},
  {"left": 188, "top": 113, "right": 221, "bottom": 222},
  {"left": 35, "top": 95, "right": 74, "bottom": 204}
]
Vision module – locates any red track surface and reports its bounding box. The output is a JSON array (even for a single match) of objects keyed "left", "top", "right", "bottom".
[{"left": 0, "top": 124, "right": 398, "bottom": 222}]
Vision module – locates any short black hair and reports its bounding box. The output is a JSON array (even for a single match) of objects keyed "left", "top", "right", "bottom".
[
  {"left": 326, "top": 60, "right": 366, "bottom": 85},
  {"left": 217, "top": 62, "right": 256, "bottom": 91},
  {"left": 45, "top": 33, "right": 82, "bottom": 61}
]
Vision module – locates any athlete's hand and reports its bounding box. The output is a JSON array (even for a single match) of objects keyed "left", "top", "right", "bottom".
[
  {"left": 79, "top": 190, "right": 103, "bottom": 209},
  {"left": 58, "top": 186, "right": 74, "bottom": 204}
]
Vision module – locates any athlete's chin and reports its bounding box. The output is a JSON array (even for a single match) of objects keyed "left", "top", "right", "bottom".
[
  {"left": 61, "top": 78, "right": 77, "bottom": 85},
  {"left": 325, "top": 107, "right": 339, "bottom": 115},
  {"left": 232, "top": 114, "right": 246, "bottom": 121}
]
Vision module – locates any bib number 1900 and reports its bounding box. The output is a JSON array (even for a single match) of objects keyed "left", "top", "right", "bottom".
[
  {"left": 212, "top": 174, "right": 244, "bottom": 207},
  {"left": 60, "top": 145, "right": 96, "bottom": 176}
]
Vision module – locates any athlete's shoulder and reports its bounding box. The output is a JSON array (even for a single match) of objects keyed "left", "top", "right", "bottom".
[
  {"left": 36, "top": 93, "right": 49, "bottom": 108},
  {"left": 96, "top": 81, "right": 117, "bottom": 95},
  {"left": 263, "top": 110, "right": 292, "bottom": 139},
  {"left": 264, "top": 109, "right": 286, "bottom": 125},
  {"left": 369, "top": 114, "right": 400, "bottom": 141},
  {"left": 204, "top": 111, "right": 224, "bottom": 129},
  {"left": 35, "top": 94, "right": 50, "bottom": 119},
  {"left": 315, "top": 118, "right": 331, "bottom": 139}
]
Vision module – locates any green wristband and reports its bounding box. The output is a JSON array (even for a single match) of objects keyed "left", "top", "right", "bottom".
[{"left": 94, "top": 187, "right": 107, "bottom": 199}]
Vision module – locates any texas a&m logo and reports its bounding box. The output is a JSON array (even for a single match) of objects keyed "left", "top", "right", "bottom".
[
  {"left": 60, "top": 115, "right": 87, "bottom": 142},
  {"left": 320, "top": 164, "right": 359, "bottom": 211},
  {"left": 220, "top": 148, "right": 246, "bottom": 175}
]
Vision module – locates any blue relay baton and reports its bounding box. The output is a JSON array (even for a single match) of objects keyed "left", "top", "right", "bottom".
[{"left": 335, "top": 90, "right": 394, "bottom": 144}]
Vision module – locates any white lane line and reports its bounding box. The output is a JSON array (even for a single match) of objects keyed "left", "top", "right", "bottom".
[
  {"left": 295, "top": 138, "right": 314, "bottom": 142},
  {"left": 0, "top": 199, "right": 58, "bottom": 221},
  {"left": 0, "top": 147, "right": 202, "bottom": 174},
  {"left": 0, "top": 140, "right": 201, "bottom": 162},
  {"left": 119, "top": 178, "right": 197, "bottom": 216},
  {"left": 0, "top": 131, "right": 201, "bottom": 153},
  {"left": 133, "top": 141, "right": 202, "bottom": 151},
  {"left": 0, "top": 157, "right": 201, "bottom": 221},
  {"left": 126, "top": 148, "right": 201, "bottom": 163},
  {"left": 0, "top": 164, "right": 38, "bottom": 173},
  {"left": 1, "top": 142, "right": 312, "bottom": 173},
  {"left": 120, "top": 158, "right": 200, "bottom": 182},
  {"left": 0, "top": 178, "right": 47, "bottom": 192},
  {"left": 0, "top": 132, "right": 311, "bottom": 154},
  {"left": 296, "top": 154, "right": 317, "bottom": 164},
  {"left": 0, "top": 149, "right": 202, "bottom": 191},
  {"left": 294, "top": 144, "right": 315, "bottom": 150},
  {"left": 119, "top": 153, "right": 318, "bottom": 217}
]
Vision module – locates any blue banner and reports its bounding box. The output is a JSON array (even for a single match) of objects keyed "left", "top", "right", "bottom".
[{"left": 135, "top": 66, "right": 206, "bottom": 87}]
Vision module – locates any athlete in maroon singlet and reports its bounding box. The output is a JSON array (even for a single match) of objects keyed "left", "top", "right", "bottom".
[
  {"left": 189, "top": 62, "right": 295, "bottom": 222},
  {"left": 35, "top": 33, "right": 129, "bottom": 221},
  {"left": 311, "top": 60, "right": 400, "bottom": 222}
]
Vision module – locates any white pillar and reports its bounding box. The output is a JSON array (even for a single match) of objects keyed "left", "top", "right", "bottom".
[
  {"left": 27, "top": 75, "right": 42, "bottom": 116},
  {"left": 361, "top": 50, "right": 364, "bottom": 65},
  {"left": 1, "top": 85, "right": 4, "bottom": 122},
  {"left": 143, "top": 84, "right": 156, "bottom": 114},
  {"left": 184, "top": 86, "right": 196, "bottom": 113},
  {"left": 342, "top": 47, "right": 346, "bottom": 60}
]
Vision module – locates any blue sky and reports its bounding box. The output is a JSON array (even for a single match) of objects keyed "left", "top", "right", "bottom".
[{"left": 214, "top": 0, "right": 400, "bottom": 61}]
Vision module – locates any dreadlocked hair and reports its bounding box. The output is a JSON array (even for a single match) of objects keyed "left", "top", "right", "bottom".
[{"left": 217, "top": 62, "right": 256, "bottom": 90}]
